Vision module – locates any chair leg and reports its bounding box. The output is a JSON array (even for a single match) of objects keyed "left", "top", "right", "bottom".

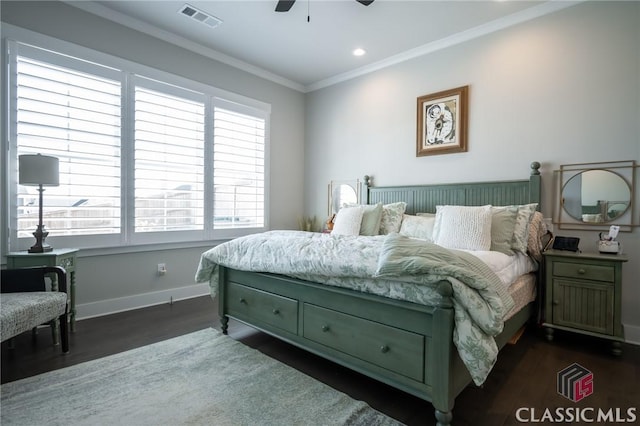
[
  {"left": 31, "top": 326, "right": 39, "bottom": 345},
  {"left": 50, "top": 318, "right": 60, "bottom": 345},
  {"left": 59, "top": 313, "right": 69, "bottom": 354}
]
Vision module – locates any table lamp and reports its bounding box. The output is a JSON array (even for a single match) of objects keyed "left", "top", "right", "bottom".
[{"left": 19, "top": 154, "right": 59, "bottom": 253}]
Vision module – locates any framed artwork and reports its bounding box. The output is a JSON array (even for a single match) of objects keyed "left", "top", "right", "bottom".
[{"left": 416, "top": 85, "right": 468, "bottom": 156}]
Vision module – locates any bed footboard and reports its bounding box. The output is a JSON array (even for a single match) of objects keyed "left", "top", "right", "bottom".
[{"left": 218, "top": 266, "right": 474, "bottom": 425}]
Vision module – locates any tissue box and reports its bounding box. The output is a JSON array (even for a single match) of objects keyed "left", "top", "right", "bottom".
[{"left": 598, "top": 240, "right": 620, "bottom": 254}]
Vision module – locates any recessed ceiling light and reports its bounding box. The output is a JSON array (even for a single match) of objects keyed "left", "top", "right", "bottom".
[{"left": 352, "top": 48, "right": 366, "bottom": 57}]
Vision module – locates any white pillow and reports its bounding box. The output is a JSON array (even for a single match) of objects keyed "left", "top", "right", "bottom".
[
  {"left": 433, "top": 205, "right": 492, "bottom": 251},
  {"left": 344, "top": 203, "right": 383, "bottom": 235},
  {"left": 399, "top": 214, "right": 436, "bottom": 241},
  {"left": 332, "top": 206, "right": 364, "bottom": 236}
]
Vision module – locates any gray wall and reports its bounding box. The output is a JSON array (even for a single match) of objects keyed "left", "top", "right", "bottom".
[
  {"left": 1, "top": 1, "right": 305, "bottom": 316},
  {"left": 2, "top": 1, "right": 640, "bottom": 342},
  {"left": 305, "top": 2, "right": 640, "bottom": 341}
]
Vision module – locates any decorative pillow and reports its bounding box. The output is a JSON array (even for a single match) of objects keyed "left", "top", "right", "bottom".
[
  {"left": 433, "top": 205, "right": 492, "bottom": 251},
  {"left": 358, "top": 203, "right": 383, "bottom": 236},
  {"left": 399, "top": 214, "right": 436, "bottom": 241},
  {"left": 511, "top": 203, "right": 538, "bottom": 253},
  {"left": 379, "top": 202, "right": 407, "bottom": 235},
  {"left": 527, "top": 211, "right": 547, "bottom": 261},
  {"left": 490, "top": 206, "right": 519, "bottom": 255},
  {"left": 331, "top": 206, "right": 364, "bottom": 236}
]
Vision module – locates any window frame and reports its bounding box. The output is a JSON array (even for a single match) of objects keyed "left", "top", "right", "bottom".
[{"left": 3, "top": 27, "right": 270, "bottom": 253}]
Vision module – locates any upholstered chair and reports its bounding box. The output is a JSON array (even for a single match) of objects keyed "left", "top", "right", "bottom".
[{"left": 1, "top": 266, "right": 69, "bottom": 353}]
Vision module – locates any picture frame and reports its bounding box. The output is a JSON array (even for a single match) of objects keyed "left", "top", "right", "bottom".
[{"left": 416, "top": 85, "right": 468, "bottom": 156}]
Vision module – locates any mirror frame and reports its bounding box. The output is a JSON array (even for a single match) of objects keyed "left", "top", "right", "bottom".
[
  {"left": 554, "top": 160, "right": 638, "bottom": 232},
  {"left": 328, "top": 179, "right": 360, "bottom": 216}
]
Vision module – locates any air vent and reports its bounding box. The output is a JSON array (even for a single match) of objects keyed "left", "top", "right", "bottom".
[{"left": 178, "top": 4, "right": 222, "bottom": 29}]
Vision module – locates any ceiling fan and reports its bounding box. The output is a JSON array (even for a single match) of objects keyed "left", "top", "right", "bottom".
[{"left": 275, "top": 0, "right": 374, "bottom": 13}]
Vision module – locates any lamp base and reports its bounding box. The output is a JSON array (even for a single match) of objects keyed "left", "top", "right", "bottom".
[
  {"left": 28, "top": 225, "right": 53, "bottom": 253},
  {"left": 28, "top": 244, "right": 53, "bottom": 253}
]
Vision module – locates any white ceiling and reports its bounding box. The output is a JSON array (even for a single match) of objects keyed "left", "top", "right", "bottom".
[{"left": 66, "top": 1, "right": 577, "bottom": 92}]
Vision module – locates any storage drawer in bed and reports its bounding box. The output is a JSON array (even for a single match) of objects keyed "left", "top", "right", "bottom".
[
  {"left": 226, "top": 283, "right": 298, "bottom": 334},
  {"left": 303, "top": 303, "right": 424, "bottom": 381}
]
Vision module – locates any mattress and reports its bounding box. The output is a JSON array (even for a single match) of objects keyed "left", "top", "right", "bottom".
[{"left": 504, "top": 273, "right": 536, "bottom": 321}]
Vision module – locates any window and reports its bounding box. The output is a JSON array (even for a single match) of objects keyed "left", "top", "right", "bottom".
[
  {"left": 15, "top": 51, "right": 122, "bottom": 242},
  {"left": 134, "top": 83, "right": 205, "bottom": 234},
  {"left": 213, "top": 106, "right": 265, "bottom": 230},
  {"left": 6, "top": 37, "right": 270, "bottom": 251}
]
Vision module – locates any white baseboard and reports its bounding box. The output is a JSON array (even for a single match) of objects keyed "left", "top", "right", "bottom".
[
  {"left": 74, "top": 286, "right": 640, "bottom": 346},
  {"left": 76, "top": 283, "right": 210, "bottom": 320},
  {"left": 623, "top": 323, "right": 640, "bottom": 345}
]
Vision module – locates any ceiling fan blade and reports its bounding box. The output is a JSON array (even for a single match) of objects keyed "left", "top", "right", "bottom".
[
  {"left": 356, "top": 0, "right": 374, "bottom": 5},
  {"left": 275, "top": 0, "right": 296, "bottom": 12}
]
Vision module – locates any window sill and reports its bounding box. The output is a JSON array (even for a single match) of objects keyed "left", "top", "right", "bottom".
[{"left": 75, "top": 239, "right": 231, "bottom": 258}]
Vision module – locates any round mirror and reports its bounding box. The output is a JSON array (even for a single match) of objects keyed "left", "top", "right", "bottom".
[
  {"left": 562, "top": 169, "right": 631, "bottom": 223},
  {"left": 331, "top": 184, "right": 357, "bottom": 214}
]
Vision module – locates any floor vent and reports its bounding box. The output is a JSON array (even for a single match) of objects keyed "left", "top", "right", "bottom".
[{"left": 178, "top": 4, "right": 222, "bottom": 29}]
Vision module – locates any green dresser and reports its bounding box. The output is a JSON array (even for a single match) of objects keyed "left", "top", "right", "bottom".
[
  {"left": 542, "top": 249, "right": 627, "bottom": 355},
  {"left": 6, "top": 248, "right": 79, "bottom": 334}
]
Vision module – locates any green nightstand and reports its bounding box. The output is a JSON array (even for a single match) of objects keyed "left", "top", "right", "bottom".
[
  {"left": 542, "top": 249, "right": 627, "bottom": 355},
  {"left": 6, "top": 248, "right": 79, "bottom": 335}
]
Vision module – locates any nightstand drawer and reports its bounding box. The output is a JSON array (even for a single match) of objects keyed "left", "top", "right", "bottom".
[{"left": 553, "top": 261, "right": 614, "bottom": 283}]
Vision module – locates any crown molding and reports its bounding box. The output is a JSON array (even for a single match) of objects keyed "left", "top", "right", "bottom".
[
  {"left": 62, "top": 1, "right": 582, "bottom": 94},
  {"left": 305, "top": 1, "right": 583, "bottom": 92},
  {"left": 62, "top": 1, "right": 306, "bottom": 92}
]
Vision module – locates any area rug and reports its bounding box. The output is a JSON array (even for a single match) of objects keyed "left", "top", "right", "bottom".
[{"left": 1, "top": 328, "right": 402, "bottom": 426}]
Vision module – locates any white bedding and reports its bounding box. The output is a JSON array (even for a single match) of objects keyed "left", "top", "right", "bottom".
[{"left": 465, "top": 250, "right": 537, "bottom": 287}]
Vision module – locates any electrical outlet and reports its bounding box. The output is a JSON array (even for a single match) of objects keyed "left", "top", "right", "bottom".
[{"left": 157, "top": 263, "right": 167, "bottom": 276}]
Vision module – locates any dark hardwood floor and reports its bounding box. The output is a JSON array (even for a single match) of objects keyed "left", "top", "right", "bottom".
[{"left": 2, "top": 296, "right": 639, "bottom": 425}]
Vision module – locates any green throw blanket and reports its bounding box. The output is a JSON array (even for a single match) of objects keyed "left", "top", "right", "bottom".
[
  {"left": 376, "top": 234, "right": 515, "bottom": 385},
  {"left": 376, "top": 233, "right": 514, "bottom": 335}
]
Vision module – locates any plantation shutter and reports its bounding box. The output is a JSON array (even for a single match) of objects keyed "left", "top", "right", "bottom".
[
  {"left": 16, "top": 55, "right": 122, "bottom": 238},
  {"left": 213, "top": 105, "right": 265, "bottom": 229},
  {"left": 9, "top": 37, "right": 270, "bottom": 250},
  {"left": 133, "top": 83, "right": 205, "bottom": 233}
]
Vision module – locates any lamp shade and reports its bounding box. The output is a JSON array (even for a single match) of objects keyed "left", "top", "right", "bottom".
[{"left": 19, "top": 154, "right": 59, "bottom": 186}]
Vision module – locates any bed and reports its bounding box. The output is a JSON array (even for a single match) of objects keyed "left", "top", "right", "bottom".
[{"left": 195, "top": 162, "right": 543, "bottom": 425}]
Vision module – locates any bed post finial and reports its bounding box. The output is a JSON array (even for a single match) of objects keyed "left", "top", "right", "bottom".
[
  {"left": 530, "top": 162, "right": 541, "bottom": 175},
  {"left": 363, "top": 175, "right": 371, "bottom": 187}
]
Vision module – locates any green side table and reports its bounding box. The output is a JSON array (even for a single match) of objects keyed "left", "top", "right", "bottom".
[
  {"left": 7, "top": 248, "right": 79, "bottom": 336},
  {"left": 542, "top": 249, "right": 627, "bottom": 355}
]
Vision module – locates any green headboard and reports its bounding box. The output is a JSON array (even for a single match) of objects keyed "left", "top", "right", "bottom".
[{"left": 363, "top": 161, "right": 541, "bottom": 214}]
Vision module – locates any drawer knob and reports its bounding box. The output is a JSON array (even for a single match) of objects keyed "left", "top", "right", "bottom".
[
  {"left": 553, "top": 300, "right": 560, "bottom": 306},
  {"left": 577, "top": 268, "right": 586, "bottom": 274},
  {"left": 272, "top": 308, "right": 280, "bottom": 315},
  {"left": 239, "top": 298, "right": 247, "bottom": 304},
  {"left": 321, "top": 325, "right": 330, "bottom": 332},
  {"left": 380, "top": 345, "right": 390, "bottom": 353}
]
